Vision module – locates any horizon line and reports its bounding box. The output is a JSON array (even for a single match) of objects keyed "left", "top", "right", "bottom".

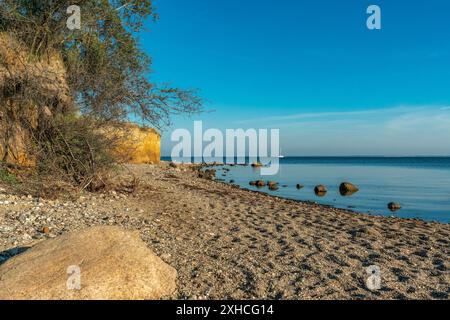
[{"left": 160, "top": 155, "right": 450, "bottom": 158}]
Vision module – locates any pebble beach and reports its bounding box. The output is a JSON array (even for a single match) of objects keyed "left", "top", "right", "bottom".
[{"left": 0, "top": 162, "right": 449, "bottom": 299}]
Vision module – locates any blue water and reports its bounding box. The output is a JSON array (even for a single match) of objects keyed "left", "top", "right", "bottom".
[{"left": 163, "top": 157, "right": 450, "bottom": 223}]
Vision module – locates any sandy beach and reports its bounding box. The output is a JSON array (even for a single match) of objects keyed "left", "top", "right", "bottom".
[{"left": 0, "top": 162, "right": 449, "bottom": 299}]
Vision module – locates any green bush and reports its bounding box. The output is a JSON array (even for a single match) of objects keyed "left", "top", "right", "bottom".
[{"left": 0, "top": 168, "right": 19, "bottom": 185}]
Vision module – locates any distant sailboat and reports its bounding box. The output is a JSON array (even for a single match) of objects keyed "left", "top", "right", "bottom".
[{"left": 278, "top": 148, "right": 285, "bottom": 158}]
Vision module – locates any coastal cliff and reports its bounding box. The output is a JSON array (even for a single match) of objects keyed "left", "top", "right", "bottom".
[
  {"left": 0, "top": 32, "right": 70, "bottom": 166},
  {"left": 115, "top": 125, "right": 161, "bottom": 165},
  {"left": 0, "top": 123, "right": 161, "bottom": 166},
  {"left": 0, "top": 33, "right": 160, "bottom": 166}
]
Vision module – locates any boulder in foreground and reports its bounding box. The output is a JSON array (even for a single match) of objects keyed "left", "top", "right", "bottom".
[{"left": 0, "top": 226, "right": 177, "bottom": 300}]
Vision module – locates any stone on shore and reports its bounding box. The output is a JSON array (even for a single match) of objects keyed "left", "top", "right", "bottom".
[
  {"left": 198, "top": 169, "right": 216, "bottom": 180},
  {"left": 339, "top": 182, "right": 359, "bottom": 196},
  {"left": 0, "top": 226, "right": 177, "bottom": 300},
  {"left": 41, "top": 226, "right": 50, "bottom": 234},
  {"left": 169, "top": 162, "right": 178, "bottom": 168}
]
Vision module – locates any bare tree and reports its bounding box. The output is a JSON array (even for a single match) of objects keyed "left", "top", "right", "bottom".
[{"left": 0, "top": 1, "right": 203, "bottom": 191}]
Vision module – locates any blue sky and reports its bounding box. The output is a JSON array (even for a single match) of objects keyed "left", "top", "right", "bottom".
[{"left": 141, "top": 0, "right": 450, "bottom": 156}]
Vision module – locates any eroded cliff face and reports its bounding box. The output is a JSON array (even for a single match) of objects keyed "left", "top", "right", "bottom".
[
  {"left": 0, "top": 117, "right": 30, "bottom": 165},
  {"left": 0, "top": 33, "right": 71, "bottom": 109},
  {"left": 115, "top": 125, "right": 161, "bottom": 165},
  {"left": 0, "top": 32, "right": 70, "bottom": 166},
  {"left": 0, "top": 33, "right": 160, "bottom": 166}
]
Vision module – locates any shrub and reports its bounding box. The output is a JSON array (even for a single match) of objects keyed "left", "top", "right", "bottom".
[{"left": 0, "top": 167, "right": 19, "bottom": 185}]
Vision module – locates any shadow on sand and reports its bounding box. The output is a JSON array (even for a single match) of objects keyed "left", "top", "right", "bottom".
[{"left": 0, "top": 246, "right": 30, "bottom": 266}]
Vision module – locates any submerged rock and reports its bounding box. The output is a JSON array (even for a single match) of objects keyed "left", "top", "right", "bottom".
[
  {"left": 314, "top": 185, "right": 327, "bottom": 196},
  {"left": 0, "top": 226, "right": 177, "bottom": 300},
  {"left": 255, "top": 180, "right": 266, "bottom": 187},
  {"left": 251, "top": 162, "right": 263, "bottom": 168},
  {"left": 388, "top": 202, "right": 402, "bottom": 212},
  {"left": 339, "top": 182, "right": 359, "bottom": 196}
]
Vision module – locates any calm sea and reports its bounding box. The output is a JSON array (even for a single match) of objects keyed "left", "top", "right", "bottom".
[{"left": 162, "top": 157, "right": 450, "bottom": 223}]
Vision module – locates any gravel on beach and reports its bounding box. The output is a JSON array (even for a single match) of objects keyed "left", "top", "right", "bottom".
[{"left": 0, "top": 162, "right": 449, "bottom": 299}]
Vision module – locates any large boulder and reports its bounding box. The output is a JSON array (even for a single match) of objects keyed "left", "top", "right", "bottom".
[{"left": 0, "top": 226, "right": 177, "bottom": 300}]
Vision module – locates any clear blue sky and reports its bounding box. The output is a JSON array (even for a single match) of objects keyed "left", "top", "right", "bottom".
[{"left": 141, "top": 0, "right": 450, "bottom": 156}]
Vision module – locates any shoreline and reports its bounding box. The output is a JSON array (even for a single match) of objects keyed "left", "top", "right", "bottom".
[
  {"left": 1, "top": 162, "right": 449, "bottom": 299},
  {"left": 218, "top": 180, "right": 449, "bottom": 225},
  {"left": 206, "top": 160, "right": 450, "bottom": 224}
]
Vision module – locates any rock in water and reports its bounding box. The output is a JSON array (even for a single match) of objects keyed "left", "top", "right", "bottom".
[
  {"left": 388, "top": 202, "right": 402, "bottom": 212},
  {"left": 0, "top": 226, "right": 177, "bottom": 300},
  {"left": 339, "top": 182, "right": 359, "bottom": 196},
  {"left": 255, "top": 180, "right": 266, "bottom": 187},
  {"left": 314, "top": 185, "right": 327, "bottom": 196}
]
